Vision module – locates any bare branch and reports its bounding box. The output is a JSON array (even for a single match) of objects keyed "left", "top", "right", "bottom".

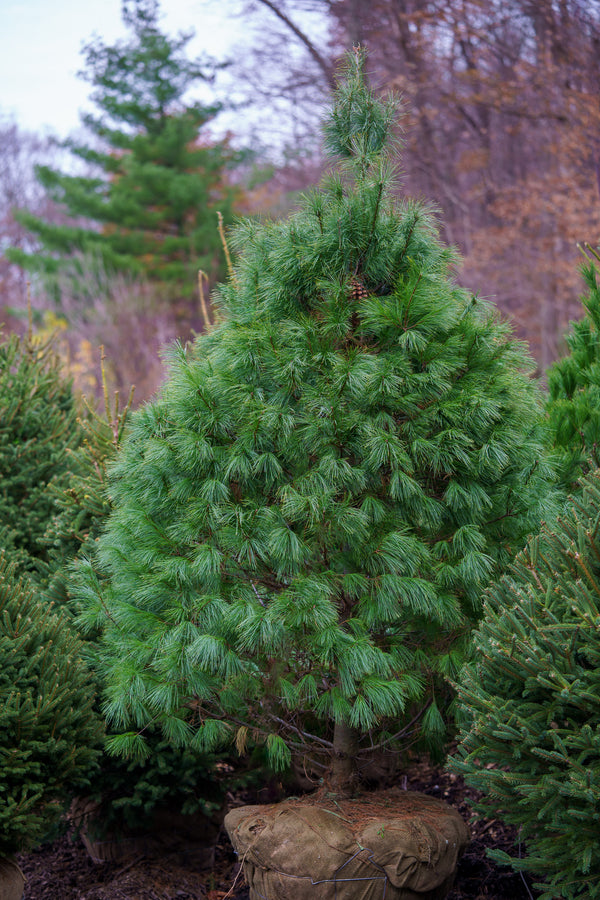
[{"left": 254, "top": 0, "right": 337, "bottom": 91}]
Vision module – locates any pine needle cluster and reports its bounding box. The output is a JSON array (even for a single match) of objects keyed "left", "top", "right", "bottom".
[
  {"left": 452, "top": 471, "right": 600, "bottom": 898},
  {"left": 79, "top": 51, "right": 555, "bottom": 788},
  {"left": 38, "top": 367, "right": 224, "bottom": 834}
]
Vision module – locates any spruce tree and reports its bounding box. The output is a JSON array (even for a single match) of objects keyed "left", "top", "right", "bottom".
[
  {"left": 546, "top": 245, "right": 600, "bottom": 493},
  {"left": 8, "top": 0, "right": 237, "bottom": 301},
  {"left": 0, "top": 325, "right": 83, "bottom": 578},
  {"left": 451, "top": 471, "right": 600, "bottom": 899},
  {"left": 39, "top": 365, "right": 134, "bottom": 612},
  {"left": 0, "top": 554, "right": 102, "bottom": 856},
  {"left": 78, "top": 51, "right": 555, "bottom": 793}
]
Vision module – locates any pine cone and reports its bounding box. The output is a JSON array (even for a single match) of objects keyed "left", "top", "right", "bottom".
[{"left": 349, "top": 277, "right": 370, "bottom": 301}]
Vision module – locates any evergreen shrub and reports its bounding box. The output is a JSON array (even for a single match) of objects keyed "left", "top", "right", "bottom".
[
  {"left": 0, "top": 554, "right": 102, "bottom": 856},
  {"left": 78, "top": 51, "right": 555, "bottom": 793},
  {"left": 78, "top": 729, "right": 222, "bottom": 840},
  {"left": 546, "top": 247, "right": 600, "bottom": 493},
  {"left": 452, "top": 471, "right": 600, "bottom": 899},
  {"left": 40, "top": 373, "right": 134, "bottom": 613},
  {"left": 0, "top": 323, "right": 222, "bottom": 848},
  {"left": 0, "top": 327, "right": 82, "bottom": 578}
]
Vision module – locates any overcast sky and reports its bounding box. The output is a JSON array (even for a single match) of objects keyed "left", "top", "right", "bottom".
[{"left": 0, "top": 0, "right": 247, "bottom": 137}]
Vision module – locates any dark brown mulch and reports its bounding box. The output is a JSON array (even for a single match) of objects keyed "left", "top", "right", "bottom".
[{"left": 16, "top": 765, "right": 539, "bottom": 900}]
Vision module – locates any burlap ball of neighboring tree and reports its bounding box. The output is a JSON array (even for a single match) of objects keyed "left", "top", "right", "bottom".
[
  {"left": 225, "top": 791, "right": 469, "bottom": 900},
  {"left": 0, "top": 858, "right": 24, "bottom": 900}
]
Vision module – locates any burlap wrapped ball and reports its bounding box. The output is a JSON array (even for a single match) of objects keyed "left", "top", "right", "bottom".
[
  {"left": 225, "top": 790, "right": 469, "bottom": 900},
  {"left": 0, "top": 858, "right": 24, "bottom": 900}
]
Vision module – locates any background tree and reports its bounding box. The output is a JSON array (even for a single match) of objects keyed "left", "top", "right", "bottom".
[
  {"left": 78, "top": 53, "right": 555, "bottom": 795},
  {"left": 7, "top": 0, "right": 240, "bottom": 313},
  {"left": 0, "top": 119, "right": 65, "bottom": 322}
]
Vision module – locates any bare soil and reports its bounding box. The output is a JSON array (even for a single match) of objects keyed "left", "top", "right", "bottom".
[{"left": 17, "top": 763, "right": 539, "bottom": 900}]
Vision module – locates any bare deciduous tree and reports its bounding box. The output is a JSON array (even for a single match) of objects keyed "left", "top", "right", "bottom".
[{"left": 0, "top": 120, "right": 61, "bottom": 319}]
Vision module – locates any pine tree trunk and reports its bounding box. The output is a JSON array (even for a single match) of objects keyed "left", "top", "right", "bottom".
[{"left": 330, "top": 720, "right": 360, "bottom": 797}]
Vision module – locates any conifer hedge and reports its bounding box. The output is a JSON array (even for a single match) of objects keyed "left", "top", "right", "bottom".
[
  {"left": 78, "top": 52, "right": 555, "bottom": 790},
  {"left": 452, "top": 472, "right": 600, "bottom": 899}
]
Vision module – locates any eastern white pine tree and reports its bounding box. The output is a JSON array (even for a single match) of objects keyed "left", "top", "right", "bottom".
[{"left": 78, "top": 51, "right": 556, "bottom": 794}]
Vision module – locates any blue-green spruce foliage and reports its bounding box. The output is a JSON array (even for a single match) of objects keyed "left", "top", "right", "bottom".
[
  {"left": 80, "top": 52, "right": 554, "bottom": 782},
  {"left": 452, "top": 471, "right": 600, "bottom": 899}
]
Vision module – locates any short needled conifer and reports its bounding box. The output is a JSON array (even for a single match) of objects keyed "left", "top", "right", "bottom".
[
  {"left": 0, "top": 326, "right": 82, "bottom": 578},
  {"left": 546, "top": 245, "right": 600, "bottom": 494},
  {"left": 82, "top": 51, "right": 554, "bottom": 794},
  {"left": 0, "top": 555, "right": 102, "bottom": 856},
  {"left": 41, "top": 374, "right": 223, "bottom": 840},
  {"left": 452, "top": 472, "right": 600, "bottom": 898}
]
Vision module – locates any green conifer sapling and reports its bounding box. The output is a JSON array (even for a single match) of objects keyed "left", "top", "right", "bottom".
[
  {"left": 452, "top": 471, "right": 600, "bottom": 899},
  {"left": 39, "top": 365, "right": 223, "bottom": 838},
  {"left": 0, "top": 325, "right": 82, "bottom": 578},
  {"left": 546, "top": 244, "right": 600, "bottom": 494},
  {"left": 0, "top": 555, "right": 102, "bottom": 856}
]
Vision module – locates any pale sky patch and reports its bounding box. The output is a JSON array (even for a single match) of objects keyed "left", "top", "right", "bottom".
[{"left": 0, "top": 0, "right": 246, "bottom": 137}]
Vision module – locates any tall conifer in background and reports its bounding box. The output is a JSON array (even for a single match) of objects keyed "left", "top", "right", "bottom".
[
  {"left": 8, "top": 0, "right": 238, "bottom": 304},
  {"left": 78, "top": 51, "right": 555, "bottom": 794}
]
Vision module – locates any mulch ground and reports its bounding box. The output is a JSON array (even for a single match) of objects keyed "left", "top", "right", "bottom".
[{"left": 17, "top": 763, "right": 539, "bottom": 900}]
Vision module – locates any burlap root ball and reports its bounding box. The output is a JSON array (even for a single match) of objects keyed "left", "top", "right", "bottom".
[
  {"left": 225, "top": 790, "right": 469, "bottom": 900},
  {"left": 0, "top": 858, "right": 24, "bottom": 900}
]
